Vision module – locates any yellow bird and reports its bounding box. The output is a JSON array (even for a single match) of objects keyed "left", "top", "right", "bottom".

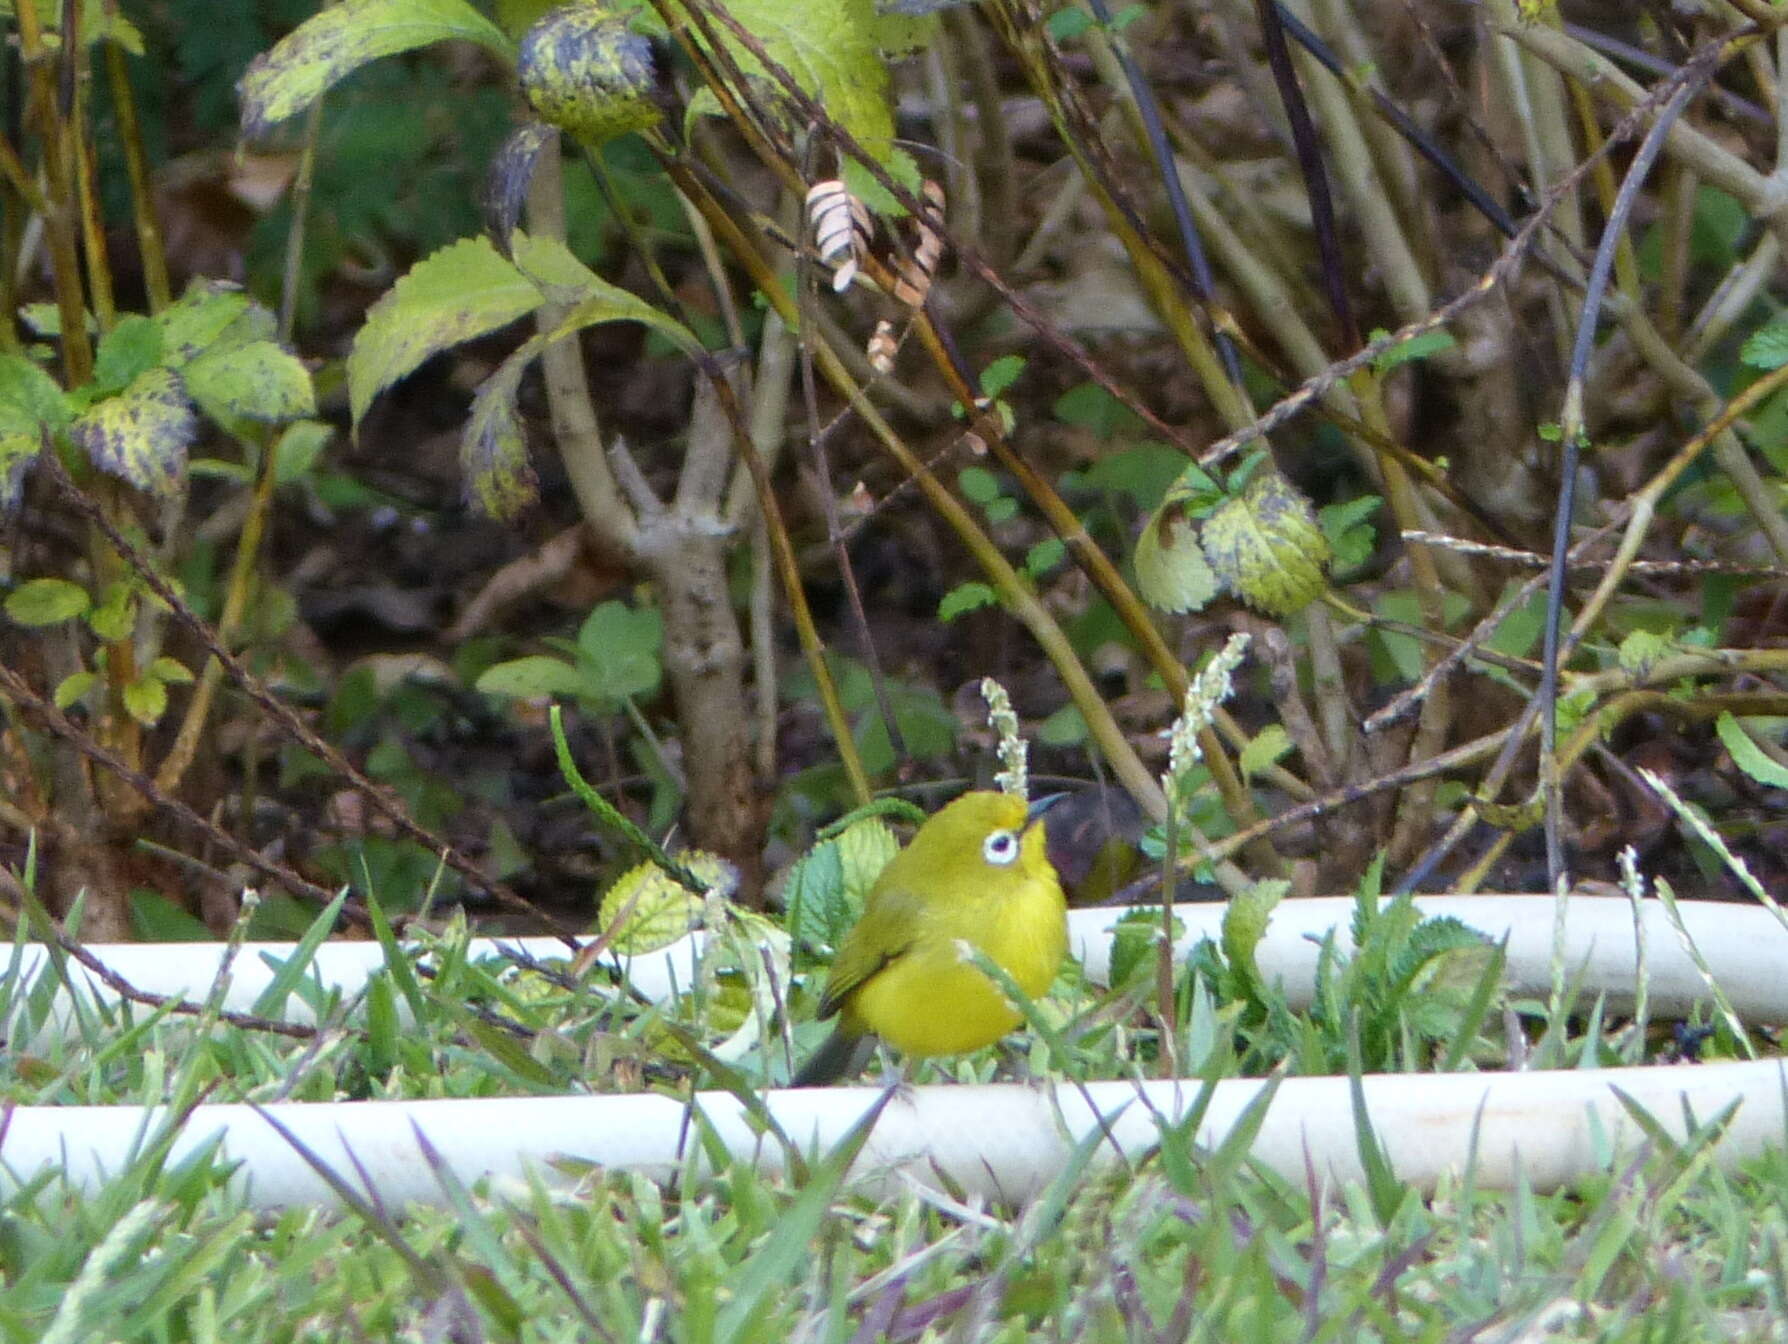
[{"left": 791, "top": 791, "right": 1069, "bottom": 1086}]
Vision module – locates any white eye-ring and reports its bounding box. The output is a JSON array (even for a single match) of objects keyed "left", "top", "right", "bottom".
[{"left": 983, "top": 829, "right": 1020, "bottom": 866}]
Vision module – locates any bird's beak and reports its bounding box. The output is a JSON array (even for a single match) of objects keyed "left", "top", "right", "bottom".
[{"left": 1024, "top": 792, "right": 1069, "bottom": 831}]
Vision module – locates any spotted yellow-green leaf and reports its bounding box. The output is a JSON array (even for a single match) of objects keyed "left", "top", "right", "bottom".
[
  {"left": 517, "top": 4, "right": 661, "bottom": 143},
  {"left": 70, "top": 367, "right": 196, "bottom": 499},
  {"left": 462, "top": 361, "right": 539, "bottom": 520},
  {"left": 598, "top": 860, "right": 704, "bottom": 955},
  {"left": 672, "top": 848, "right": 741, "bottom": 902},
  {"left": 184, "top": 340, "right": 316, "bottom": 424},
  {"left": 348, "top": 236, "right": 544, "bottom": 425},
  {"left": 1134, "top": 500, "right": 1219, "bottom": 613},
  {"left": 5, "top": 577, "right": 90, "bottom": 626},
  {"left": 485, "top": 122, "right": 558, "bottom": 251},
  {"left": 1200, "top": 471, "right": 1331, "bottom": 617},
  {"left": 239, "top": 0, "right": 511, "bottom": 138},
  {"left": 122, "top": 674, "right": 169, "bottom": 727}
]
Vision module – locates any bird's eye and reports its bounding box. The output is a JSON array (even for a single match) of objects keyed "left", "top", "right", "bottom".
[{"left": 983, "top": 829, "right": 1020, "bottom": 866}]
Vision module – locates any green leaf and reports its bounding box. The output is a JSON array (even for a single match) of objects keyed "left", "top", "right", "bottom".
[
  {"left": 184, "top": 341, "right": 316, "bottom": 424},
  {"left": 122, "top": 674, "right": 168, "bottom": 726},
  {"left": 1716, "top": 712, "right": 1788, "bottom": 789},
  {"left": 1741, "top": 320, "right": 1788, "bottom": 371},
  {"left": 686, "top": 0, "right": 896, "bottom": 185},
  {"left": 85, "top": 581, "right": 135, "bottom": 642},
  {"left": 1240, "top": 723, "right": 1291, "bottom": 781},
  {"left": 5, "top": 577, "right": 90, "bottom": 626},
  {"left": 1221, "top": 878, "right": 1288, "bottom": 992},
  {"left": 958, "top": 465, "right": 1001, "bottom": 504},
  {"left": 1024, "top": 537, "right": 1066, "bottom": 577},
  {"left": 575, "top": 600, "right": 662, "bottom": 702},
  {"left": 783, "top": 839, "right": 849, "bottom": 949},
  {"left": 239, "top": 0, "right": 512, "bottom": 137},
  {"left": 1200, "top": 471, "right": 1331, "bottom": 617},
  {"left": 474, "top": 655, "right": 586, "bottom": 700},
  {"left": 275, "top": 421, "right": 334, "bottom": 485},
  {"left": 1074, "top": 442, "right": 1192, "bottom": 509},
  {"left": 155, "top": 280, "right": 256, "bottom": 365},
  {"left": 347, "top": 236, "right": 544, "bottom": 425},
  {"left": 69, "top": 367, "right": 196, "bottom": 499},
  {"left": 91, "top": 314, "right": 164, "bottom": 394},
  {"left": 978, "top": 354, "right": 1026, "bottom": 399},
  {"left": 938, "top": 581, "right": 998, "bottom": 621},
  {"left": 53, "top": 670, "right": 97, "bottom": 709},
  {"left": 0, "top": 353, "right": 70, "bottom": 435},
  {"left": 150, "top": 655, "right": 194, "bottom": 685},
  {"left": 1369, "top": 325, "right": 1457, "bottom": 373},
  {"left": 1037, "top": 703, "right": 1086, "bottom": 747},
  {"left": 1318, "top": 494, "right": 1381, "bottom": 574},
  {"left": 1618, "top": 629, "right": 1671, "bottom": 680},
  {"left": 1051, "top": 380, "right": 1145, "bottom": 437}
]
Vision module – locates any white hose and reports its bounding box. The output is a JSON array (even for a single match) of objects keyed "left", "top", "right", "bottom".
[{"left": 5, "top": 893, "right": 1785, "bottom": 1209}]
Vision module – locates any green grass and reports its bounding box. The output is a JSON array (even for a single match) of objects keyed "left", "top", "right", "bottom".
[{"left": 0, "top": 886, "right": 1783, "bottom": 1341}]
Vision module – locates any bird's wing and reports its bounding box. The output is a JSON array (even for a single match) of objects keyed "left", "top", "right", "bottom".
[{"left": 816, "top": 882, "right": 925, "bottom": 1020}]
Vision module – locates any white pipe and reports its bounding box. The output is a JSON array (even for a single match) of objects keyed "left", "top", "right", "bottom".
[
  {"left": 7, "top": 1060, "right": 1782, "bottom": 1210},
  {"left": 15, "top": 895, "right": 1788, "bottom": 1026},
  {"left": 11, "top": 894, "right": 1788, "bottom": 1210}
]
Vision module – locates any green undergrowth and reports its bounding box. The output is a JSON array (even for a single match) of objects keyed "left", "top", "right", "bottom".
[{"left": 0, "top": 868, "right": 1783, "bottom": 1339}]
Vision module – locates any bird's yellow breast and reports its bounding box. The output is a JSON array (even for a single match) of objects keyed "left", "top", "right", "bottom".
[{"left": 848, "top": 869, "right": 1067, "bottom": 1058}]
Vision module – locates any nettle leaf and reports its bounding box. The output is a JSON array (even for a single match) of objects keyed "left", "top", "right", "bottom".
[
  {"left": 70, "top": 367, "right": 196, "bottom": 499},
  {"left": 598, "top": 860, "right": 704, "bottom": 954},
  {"left": 1200, "top": 471, "right": 1331, "bottom": 617},
  {"left": 348, "top": 235, "right": 546, "bottom": 425},
  {"left": 239, "top": 0, "right": 512, "bottom": 138},
  {"left": 5, "top": 577, "right": 90, "bottom": 626},
  {"left": 692, "top": 0, "right": 897, "bottom": 187},
  {"left": 783, "top": 839, "right": 849, "bottom": 950},
  {"left": 184, "top": 340, "right": 316, "bottom": 424}
]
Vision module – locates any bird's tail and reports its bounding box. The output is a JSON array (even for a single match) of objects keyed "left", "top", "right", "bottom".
[{"left": 790, "top": 1028, "right": 876, "bottom": 1087}]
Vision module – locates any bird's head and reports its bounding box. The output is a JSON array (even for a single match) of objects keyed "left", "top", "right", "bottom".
[{"left": 900, "top": 790, "right": 1066, "bottom": 903}]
